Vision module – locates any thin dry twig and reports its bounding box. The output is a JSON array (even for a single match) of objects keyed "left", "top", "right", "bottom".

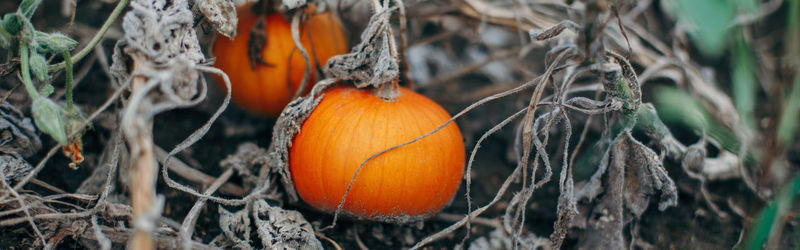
[
  {"left": 180, "top": 167, "right": 235, "bottom": 249},
  {"left": 315, "top": 232, "right": 343, "bottom": 250},
  {"left": 154, "top": 146, "right": 245, "bottom": 196},
  {"left": 160, "top": 66, "right": 272, "bottom": 206},
  {"left": 289, "top": 9, "right": 312, "bottom": 100},
  {"left": 1, "top": 174, "right": 48, "bottom": 247},
  {"left": 91, "top": 215, "right": 112, "bottom": 250}
]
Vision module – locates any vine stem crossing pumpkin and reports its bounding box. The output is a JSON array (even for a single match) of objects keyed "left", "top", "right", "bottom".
[
  {"left": 289, "top": 86, "right": 465, "bottom": 221},
  {"left": 213, "top": 5, "right": 347, "bottom": 116}
]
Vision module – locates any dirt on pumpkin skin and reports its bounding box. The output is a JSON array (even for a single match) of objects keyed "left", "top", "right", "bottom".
[{"left": 0, "top": 0, "right": 798, "bottom": 249}]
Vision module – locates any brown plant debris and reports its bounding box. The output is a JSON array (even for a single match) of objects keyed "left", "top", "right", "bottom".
[{"left": 576, "top": 131, "right": 678, "bottom": 249}]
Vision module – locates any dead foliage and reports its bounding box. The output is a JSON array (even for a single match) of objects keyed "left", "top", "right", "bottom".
[{"left": 0, "top": 0, "right": 796, "bottom": 249}]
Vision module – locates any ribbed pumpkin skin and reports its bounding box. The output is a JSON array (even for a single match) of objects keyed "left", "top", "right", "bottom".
[
  {"left": 213, "top": 6, "right": 347, "bottom": 116},
  {"left": 290, "top": 86, "right": 465, "bottom": 220}
]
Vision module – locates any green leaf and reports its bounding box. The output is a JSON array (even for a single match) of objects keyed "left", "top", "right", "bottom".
[
  {"left": 669, "top": 0, "right": 735, "bottom": 57},
  {"left": 636, "top": 104, "right": 672, "bottom": 139},
  {"left": 19, "top": 18, "right": 35, "bottom": 44},
  {"left": 38, "top": 83, "right": 54, "bottom": 97},
  {"left": 31, "top": 98, "right": 67, "bottom": 145},
  {"left": 35, "top": 32, "right": 79, "bottom": 53},
  {"left": 787, "top": 0, "right": 800, "bottom": 63},
  {"left": 18, "top": 0, "right": 43, "bottom": 18},
  {"left": 1, "top": 13, "right": 22, "bottom": 35},
  {"left": 777, "top": 0, "right": 800, "bottom": 147},
  {"left": 732, "top": 36, "right": 757, "bottom": 130},
  {"left": 777, "top": 71, "right": 800, "bottom": 146},
  {"left": 28, "top": 48, "right": 49, "bottom": 83},
  {"left": 741, "top": 174, "right": 800, "bottom": 250},
  {"left": 654, "top": 87, "right": 740, "bottom": 153}
]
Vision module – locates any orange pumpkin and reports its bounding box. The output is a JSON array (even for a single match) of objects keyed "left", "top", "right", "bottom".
[
  {"left": 289, "top": 86, "right": 465, "bottom": 221},
  {"left": 213, "top": 5, "right": 348, "bottom": 116}
]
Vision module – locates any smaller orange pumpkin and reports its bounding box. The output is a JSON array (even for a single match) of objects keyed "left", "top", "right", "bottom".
[
  {"left": 213, "top": 5, "right": 348, "bottom": 116},
  {"left": 289, "top": 86, "right": 465, "bottom": 221}
]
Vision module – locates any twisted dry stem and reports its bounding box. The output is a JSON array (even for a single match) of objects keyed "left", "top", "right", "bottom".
[
  {"left": 180, "top": 168, "right": 235, "bottom": 249},
  {"left": 289, "top": 10, "right": 312, "bottom": 100}
]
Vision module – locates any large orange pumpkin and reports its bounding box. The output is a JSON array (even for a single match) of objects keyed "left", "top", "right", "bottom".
[
  {"left": 289, "top": 86, "right": 465, "bottom": 221},
  {"left": 213, "top": 5, "right": 348, "bottom": 116}
]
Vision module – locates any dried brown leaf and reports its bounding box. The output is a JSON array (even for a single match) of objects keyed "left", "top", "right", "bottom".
[{"left": 196, "top": 0, "right": 238, "bottom": 38}]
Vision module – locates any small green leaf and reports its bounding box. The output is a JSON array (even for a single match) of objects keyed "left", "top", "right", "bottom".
[
  {"left": 38, "top": 83, "right": 54, "bottom": 97},
  {"left": 36, "top": 32, "right": 78, "bottom": 52},
  {"left": 18, "top": 0, "right": 43, "bottom": 18},
  {"left": 28, "top": 48, "right": 49, "bottom": 83},
  {"left": 2, "top": 13, "right": 22, "bottom": 35},
  {"left": 31, "top": 98, "right": 67, "bottom": 145},
  {"left": 19, "top": 18, "right": 35, "bottom": 44}
]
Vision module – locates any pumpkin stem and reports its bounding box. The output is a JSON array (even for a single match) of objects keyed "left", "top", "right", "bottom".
[{"left": 374, "top": 79, "right": 400, "bottom": 102}]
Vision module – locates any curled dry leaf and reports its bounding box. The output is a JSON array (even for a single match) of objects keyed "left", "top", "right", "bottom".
[
  {"left": 0, "top": 102, "right": 41, "bottom": 157},
  {"left": 218, "top": 206, "right": 253, "bottom": 249},
  {"left": 112, "top": 0, "right": 205, "bottom": 86},
  {"left": 220, "top": 142, "right": 267, "bottom": 178},
  {"left": 219, "top": 142, "right": 268, "bottom": 190},
  {"left": 281, "top": 0, "right": 307, "bottom": 10},
  {"left": 621, "top": 133, "right": 677, "bottom": 215},
  {"left": 577, "top": 131, "right": 678, "bottom": 249},
  {"left": 195, "top": 0, "right": 238, "bottom": 38},
  {"left": 324, "top": 9, "right": 398, "bottom": 89},
  {"left": 0, "top": 154, "right": 33, "bottom": 185},
  {"left": 602, "top": 51, "right": 642, "bottom": 114},
  {"left": 261, "top": 79, "right": 337, "bottom": 202},
  {"left": 252, "top": 199, "right": 322, "bottom": 249},
  {"left": 246, "top": 17, "right": 269, "bottom": 70}
]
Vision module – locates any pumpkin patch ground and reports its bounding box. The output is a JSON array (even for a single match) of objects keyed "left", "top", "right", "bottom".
[{"left": 0, "top": 0, "right": 798, "bottom": 249}]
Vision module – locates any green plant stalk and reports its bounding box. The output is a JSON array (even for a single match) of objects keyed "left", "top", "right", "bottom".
[
  {"left": 786, "top": 0, "right": 799, "bottom": 62},
  {"left": 654, "top": 88, "right": 741, "bottom": 153},
  {"left": 48, "top": 0, "right": 130, "bottom": 73},
  {"left": 732, "top": 35, "right": 757, "bottom": 130},
  {"left": 63, "top": 50, "right": 74, "bottom": 112},
  {"left": 741, "top": 174, "right": 800, "bottom": 250},
  {"left": 19, "top": 43, "right": 40, "bottom": 100},
  {"left": 0, "top": 26, "right": 11, "bottom": 45},
  {"left": 20, "top": 0, "right": 43, "bottom": 18},
  {"left": 777, "top": 0, "right": 800, "bottom": 147},
  {"left": 796, "top": 221, "right": 800, "bottom": 250},
  {"left": 777, "top": 71, "right": 800, "bottom": 146}
]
